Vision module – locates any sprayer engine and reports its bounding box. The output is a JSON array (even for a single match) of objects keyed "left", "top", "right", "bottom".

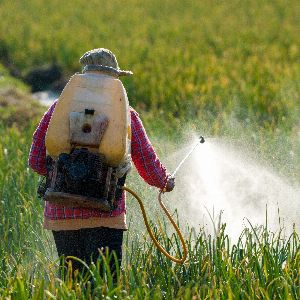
[
  {"left": 43, "top": 148, "right": 126, "bottom": 211},
  {"left": 56, "top": 148, "right": 106, "bottom": 197}
]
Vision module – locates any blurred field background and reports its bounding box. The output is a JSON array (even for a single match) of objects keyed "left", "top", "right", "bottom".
[
  {"left": 0, "top": 0, "right": 299, "bottom": 298},
  {"left": 1, "top": 0, "right": 300, "bottom": 173}
]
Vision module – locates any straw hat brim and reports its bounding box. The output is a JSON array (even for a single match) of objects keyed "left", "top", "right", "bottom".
[{"left": 83, "top": 65, "right": 133, "bottom": 77}]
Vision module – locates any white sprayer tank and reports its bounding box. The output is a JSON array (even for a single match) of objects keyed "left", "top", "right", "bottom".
[{"left": 45, "top": 72, "right": 131, "bottom": 166}]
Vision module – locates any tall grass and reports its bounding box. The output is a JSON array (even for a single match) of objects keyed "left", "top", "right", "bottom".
[{"left": 0, "top": 125, "right": 299, "bottom": 299}]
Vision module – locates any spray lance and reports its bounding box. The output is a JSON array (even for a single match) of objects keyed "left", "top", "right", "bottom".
[
  {"left": 122, "top": 136, "right": 205, "bottom": 264},
  {"left": 170, "top": 135, "right": 205, "bottom": 179}
]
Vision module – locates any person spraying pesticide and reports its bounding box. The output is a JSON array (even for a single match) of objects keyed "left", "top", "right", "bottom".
[{"left": 28, "top": 48, "right": 179, "bottom": 277}]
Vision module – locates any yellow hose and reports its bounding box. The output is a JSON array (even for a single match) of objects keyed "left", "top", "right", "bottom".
[{"left": 122, "top": 186, "right": 188, "bottom": 264}]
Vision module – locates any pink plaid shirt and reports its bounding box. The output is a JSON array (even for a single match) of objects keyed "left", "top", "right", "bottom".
[{"left": 29, "top": 101, "right": 168, "bottom": 220}]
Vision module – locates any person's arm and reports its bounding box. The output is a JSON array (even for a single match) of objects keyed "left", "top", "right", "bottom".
[
  {"left": 130, "top": 108, "right": 173, "bottom": 191},
  {"left": 28, "top": 101, "right": 57, "bottom": 175}
]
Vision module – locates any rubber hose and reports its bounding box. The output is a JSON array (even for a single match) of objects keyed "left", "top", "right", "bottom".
[{"left": 122, "top": 186, "right": 188, "bottom": 264}]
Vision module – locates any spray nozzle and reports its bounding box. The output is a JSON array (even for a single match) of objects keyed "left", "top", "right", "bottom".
[{"left": 199, "top": 136, "right": 205, "bottom": 144}]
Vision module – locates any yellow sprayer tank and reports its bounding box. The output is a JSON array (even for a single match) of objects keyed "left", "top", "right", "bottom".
[{"left": 45, "top": 72, "right": 131, "bottom": 166}]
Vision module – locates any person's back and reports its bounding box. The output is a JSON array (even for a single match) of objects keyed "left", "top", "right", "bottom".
[{"left": 28, "top": 48, "right": 175, "bottom": 278}]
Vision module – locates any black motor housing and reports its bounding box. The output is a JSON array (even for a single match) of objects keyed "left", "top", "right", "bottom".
[{"left": 43, "top": 148, "right": 125, "bottom": 210}]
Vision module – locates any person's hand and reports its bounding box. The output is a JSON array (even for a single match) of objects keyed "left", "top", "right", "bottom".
[{"left": 164, "top": 177, "right": 175, "bottom": 192}]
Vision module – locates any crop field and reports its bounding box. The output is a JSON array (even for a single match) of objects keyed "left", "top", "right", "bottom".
[
  {"left": 0, "top": 0, "right": 300, "bottom": 299},
  {"left": 0, "top": 128, "right": 299, "bottom": 299}
]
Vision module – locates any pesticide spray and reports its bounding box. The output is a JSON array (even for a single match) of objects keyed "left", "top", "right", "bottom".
[{"left": 165, "top": 134, "right": 300, "bottom": 242}]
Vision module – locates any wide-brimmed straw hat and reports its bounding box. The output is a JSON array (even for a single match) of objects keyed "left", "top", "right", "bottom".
[{"left": 79, "top": 48, "right": 133, "bottom": 77}]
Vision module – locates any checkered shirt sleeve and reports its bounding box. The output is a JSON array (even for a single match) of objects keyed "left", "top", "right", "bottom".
[
  {"left": 28, "top": 101, "right": 57, "bottom": 175},
  {"left": 130, "top": 109, "right": 168, "bottom": 189}
]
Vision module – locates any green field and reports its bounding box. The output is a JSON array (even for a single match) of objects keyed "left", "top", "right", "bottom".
[
  {"left": 1, "top": 0, "right": 300, "bottom": 129},
  {"left": 0, "top": 127, "right": 299, "bottom": 299},
  {"left": 0, "top": 0, "right": 300, "bottom": 298}
]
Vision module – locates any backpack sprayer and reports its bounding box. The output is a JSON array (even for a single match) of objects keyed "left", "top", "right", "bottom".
[
  {"left": 122, "top": 135, "right": 205, "bottom": 264},
  {"left": 42, "top": 54, "right": 205, "bottom": 264}
]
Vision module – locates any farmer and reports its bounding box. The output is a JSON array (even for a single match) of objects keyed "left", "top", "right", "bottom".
[{"left": 28, "top": 48, "right": 175, "bottom": 276}]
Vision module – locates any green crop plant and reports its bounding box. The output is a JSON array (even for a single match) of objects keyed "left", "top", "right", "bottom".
[{"left": 0, "top": 123, "right": 299, "bottom": 299}]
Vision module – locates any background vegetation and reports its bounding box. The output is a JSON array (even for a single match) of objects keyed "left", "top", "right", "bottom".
[
  {"left": 0, "top": 0, "right": 299, "bottom": 298},
  {"left": 1, "top": 0, "right": 300, "bottom": 129}
]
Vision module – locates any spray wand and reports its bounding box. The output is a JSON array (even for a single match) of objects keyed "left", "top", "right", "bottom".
[
  {"left": 123, "top": 135, "right": 205, "bottom": 264},
  {"left": 171, "top": 136, "right": 205, "bottom": 178}
]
